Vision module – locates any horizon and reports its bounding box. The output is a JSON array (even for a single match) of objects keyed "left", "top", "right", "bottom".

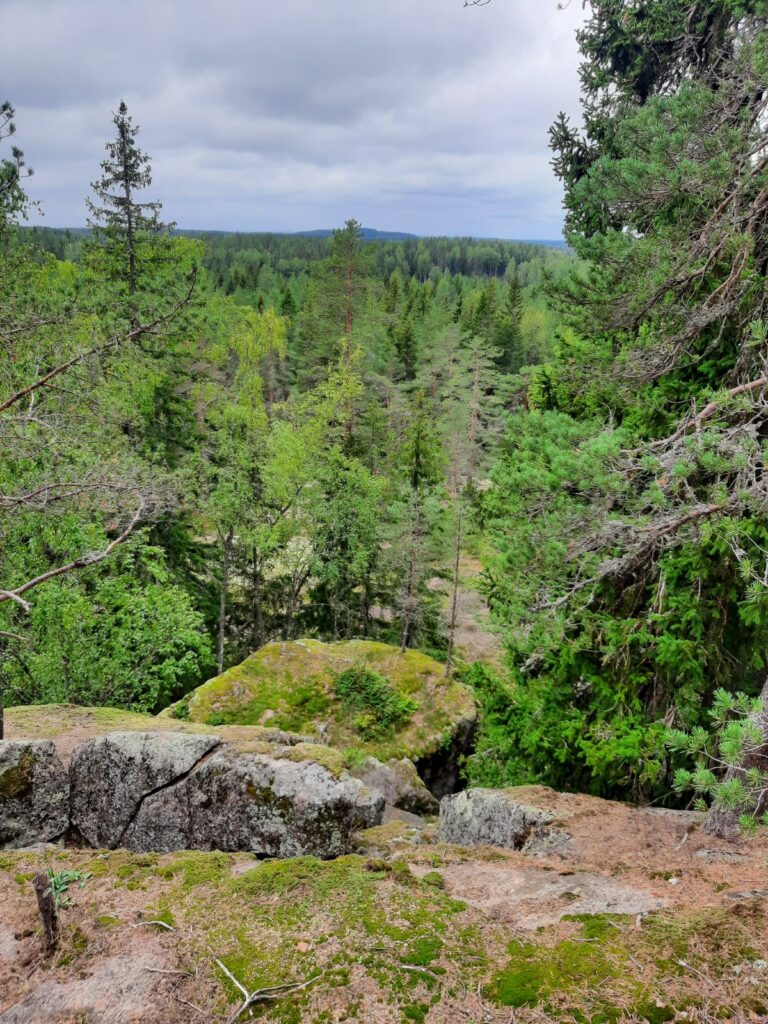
[{"left": 24, "top": 223, "right": 567, "bottom": 244}]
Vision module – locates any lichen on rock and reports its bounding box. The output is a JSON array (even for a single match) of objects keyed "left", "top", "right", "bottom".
[{"left": 0, "top": 740, "right": 69, "bottom": 849}]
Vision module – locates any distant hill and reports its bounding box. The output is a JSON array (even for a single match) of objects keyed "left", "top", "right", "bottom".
[
  {"left": 295, "top": 227, "right": 418, "bottom": 241},
  {"left": 23, "top": 225, "right": 566, "bottom": 249}
]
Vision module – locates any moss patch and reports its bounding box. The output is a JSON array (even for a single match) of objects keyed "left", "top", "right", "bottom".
[
  {"left": 162, "top": 639, "right": 476, "bottom": 762},
  {"left": 2, "top": 847, "right": 766, "bottom": 1024}
]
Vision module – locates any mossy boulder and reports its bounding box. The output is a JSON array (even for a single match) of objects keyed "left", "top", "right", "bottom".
[
  {"left": 0, "top": 740, "right": 69, "bottom": 849},
  {"left": 163, "top": 640, "right": 477, "bottom": 792}
]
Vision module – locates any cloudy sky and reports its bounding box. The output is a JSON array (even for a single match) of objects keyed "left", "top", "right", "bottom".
[{"left": 4, "top": 0, "right": 586, "bottom": 239}]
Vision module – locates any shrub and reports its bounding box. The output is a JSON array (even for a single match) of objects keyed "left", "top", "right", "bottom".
[{"left": 334, "top": 665, "right": 417, "bottom": 739}]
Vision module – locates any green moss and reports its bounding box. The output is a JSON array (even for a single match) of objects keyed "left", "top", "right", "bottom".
[
  {"left": 14, "top": 872, "right": 36, "bottom": 886},
  {"left": 162, "top": 639, "right": 475, "bottom": 762},
  {"left": 95, "top": 915, "right": 121, "bottom": 928},
  {"left": 401, "top": 937, "right": 443, "bottom": 967},
  {"left": 158, "top": 851, "right": 232, "bottom": 889},
  {"left": 488, "top": 934, "right": 621, "bottom": 1008},
  {"left": 421, "top": 871, "right": 445, "bottom": 889},
  {"left": 0, "top": 750, "right": 35, "bottom": 798},
  {"left": 146, "top": 905, "right": 176, "bottom": 929},
  {"left": 630, "top": 1000, "right": 676, "bottom": 1024},
  {"left": 402, "top": 1003, "right": 429, "bottom": 1023}
]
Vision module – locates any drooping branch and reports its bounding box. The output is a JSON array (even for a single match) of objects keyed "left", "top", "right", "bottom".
[
  {"left": 0, "top": 501, "right": 146, "bottom": 610},
  {"left": 0, "top": 268, "right": 197, "bottom": 415}
]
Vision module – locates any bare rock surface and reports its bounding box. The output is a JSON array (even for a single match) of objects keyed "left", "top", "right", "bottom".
[
  {"left": 352, "top": 756, "right": 438, "bottom": 816},
  {"left": 123, "top": 748, "right": 383, "bottom": 857},
  {"left": 0, "top": 740, "right": 69, "bottom": 849},
  {"left": 70, "top": 731, "right": 222, "bottom": 848},
  {"left": 410, "top": 860, "right": 668, "bottom": 928},
  {"left": 439, "top": 787, "right": 565, "bottom": 849},
  {"left": 0, "top": 951, "right": 163, "bottom": 1024}
]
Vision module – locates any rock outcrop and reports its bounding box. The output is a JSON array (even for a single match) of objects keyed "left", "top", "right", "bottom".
[
  {"left": 439, "top": 788, "right": 571, "bottom": 852},
  {"left": 351, "top": 756, "right": 438, "bottom": 816},
  {"left": 0, "top": 741, "right": 69, "bottom": 849},
  {"left": 122, "top": 749, "right": 383, "bottom": 857},
  {"left": 29, "top": 730, "right": 385, "bottom": 857},
  {"left": 70, "top": 732, "right": 222, "bottom": 848},
  {"left": 162, "top": 640, "right": 477, "bottom": 793}
]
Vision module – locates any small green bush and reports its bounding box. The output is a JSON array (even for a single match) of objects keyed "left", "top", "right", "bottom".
[{"left": 334, "top": 665, "right": 417, "bottom": 739}]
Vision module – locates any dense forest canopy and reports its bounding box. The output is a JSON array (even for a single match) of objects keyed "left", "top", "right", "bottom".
[
  {"left": 4, "top": 0, "right": 768, "bottom": 834},
  {"left": 0, "top": 101, "right": 570, "bottom": 715}
]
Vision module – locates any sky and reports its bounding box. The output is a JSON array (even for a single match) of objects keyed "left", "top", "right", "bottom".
[{"left": 3, "top": 0, "right": 586, "bottom": 239}]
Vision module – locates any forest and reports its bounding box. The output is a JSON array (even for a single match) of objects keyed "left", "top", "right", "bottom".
[{"left": 3, "top": 0, "right": 768, "bottom": 839}]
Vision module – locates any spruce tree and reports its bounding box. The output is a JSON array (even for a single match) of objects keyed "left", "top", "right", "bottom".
[
  {"left": 86, "top": 101, "right": 168, "bottom": 294},
  {"left": 494, "top": 269, "right": 523, "bottom": 373}
]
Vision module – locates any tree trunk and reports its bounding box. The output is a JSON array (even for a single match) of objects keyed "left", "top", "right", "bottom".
[
  {"left": 33, "top": 873, "right": 58, "bottom": 952},
  {"left": 217, "top": 529, "right": 234, "bottom": 675},
  {"left": 445, "top": 502, "right": 463, "bottom": 678},
  {"left": 400, "top": 500, "right": 422, "bottom": 653},
  {"left": 704, "top": 676, "right": 768, "bottom": 838},
  {"left": 466, "top": 349, "right": 481, "bottom": 486},
  {"left": 251, "top": 549, "right": 263, "bottom": 652}
]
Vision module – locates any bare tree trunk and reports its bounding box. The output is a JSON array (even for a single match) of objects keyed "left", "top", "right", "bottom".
[
  {"left": 400, "top": 500, "right": 422, "bottom": 653},
  {"left": 704, "top": 676, "right": 768, "bottom": 838},
  {"left": 466, "top": 349, "right": 481, "bottom": 486},
  {"left": 217, "top": 529, "right": 234, "bottom": 674},
  {"left": 33, "top": 873, "right": 58, "bottom": 952},
  {"left": 251, "top": 549, "right": 263, "bottom": 651},
  {"left": 445, "top": 501, "right": 463, "bottom": 678}
]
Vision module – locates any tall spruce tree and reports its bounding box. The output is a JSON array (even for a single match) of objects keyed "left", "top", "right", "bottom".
[
  {"left": 86, "top": 101, "right": 168, "bottom": 295},
  {"left": 494, "top": 269, "right": 523, "bottom": 373}
]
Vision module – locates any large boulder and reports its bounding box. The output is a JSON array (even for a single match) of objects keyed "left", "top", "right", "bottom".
[
  {"left": 440, "top": 788, "right": 565, "bottom": 850},
  {"left": 162, "top": 640, "right": 477, "bottom": 790},
  {"left": 69, "top": 731, "right": 383, "bottom": 857},
  {"left": 70, "top": 732, "right": 222, "bottom": 848},
  {"left": 352, "top": 756, "right": 438, "bottom": 816},
  {"left": 124, "top": 749, "right": 383, "bottom": 857},
  {"left": 0, "top": 740, "right": 69, "bottom": 848}
]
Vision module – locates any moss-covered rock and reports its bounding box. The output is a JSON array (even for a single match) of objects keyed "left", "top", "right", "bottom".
[{"left": 162, "top": 639, "right": 477, "bottom": 773}]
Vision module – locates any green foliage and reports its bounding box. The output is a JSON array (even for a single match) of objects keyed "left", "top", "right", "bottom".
[
  {"left": 334, "top": 665, "right": 418, "bottom": 739},
  {"left": 45, "top": 868, "right": 92, "bottom": 909},
  {"left": 3, "top": 538, "right": 213, "bottom": 711},
  {"left": 667, "top": 689, "right": 768, "bottom": 829},
  {"left": 475, "top": 8, "right": 768, "bottom": 807}
]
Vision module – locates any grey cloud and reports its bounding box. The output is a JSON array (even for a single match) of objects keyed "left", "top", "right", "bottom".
[{"left": 4, "top": 0, "right": 585, "bottom": 236}]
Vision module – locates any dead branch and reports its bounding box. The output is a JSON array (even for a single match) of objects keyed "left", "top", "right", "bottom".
[
  {"left": 0, "top": 269, "right": 197, "bottom": 415},
  {"left": 216, "top": 958, "right": 324, "bottom": 1024}
]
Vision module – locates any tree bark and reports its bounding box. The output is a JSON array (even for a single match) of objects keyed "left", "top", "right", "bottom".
[
  {"left": 217, "top": 529, "right": 234, "bottom": 674},
  {"left": 400, "top": 499, "right": 423, "bottom": 653},
  {"left": 445, "top": 502, "right": 463, "bottom": 678},
  {"left": 704, "top": 676, "right": 768, "bottom": 838},
  {"left": 251, "top": 549, "right": 263, "bottom": 652},
  {"left": 33, "top": 873, "right": 58, "bottom": 952}
]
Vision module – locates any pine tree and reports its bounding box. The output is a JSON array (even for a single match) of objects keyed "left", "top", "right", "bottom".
[{"left": 0, "top": 102, "right": 32, "bottom": 238}]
